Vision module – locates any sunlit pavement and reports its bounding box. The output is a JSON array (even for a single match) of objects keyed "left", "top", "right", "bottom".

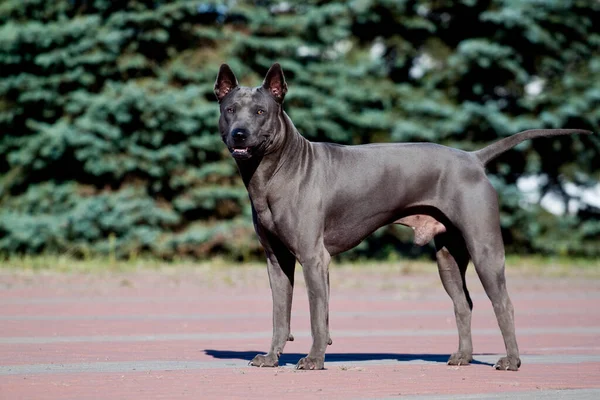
[{"left": 1, "top": 266, "right": 599, "bottom": 399}]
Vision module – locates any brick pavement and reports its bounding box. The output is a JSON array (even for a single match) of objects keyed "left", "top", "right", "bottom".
[{"left": 1, "top": 265, "right": 599, "bottom": 399}]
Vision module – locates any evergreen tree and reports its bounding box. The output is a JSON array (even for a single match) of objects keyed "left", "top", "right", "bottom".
[{"left": 1, "top": 0, "right": 598, "bottom": 260}]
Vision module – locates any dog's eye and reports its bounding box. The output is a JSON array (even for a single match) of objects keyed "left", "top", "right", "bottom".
[
  {"left": 226, "top": 107, "right": 234, "bottom": 114},
  {"left": 257, "top": 109, "right": 265, "bottom": 115}
]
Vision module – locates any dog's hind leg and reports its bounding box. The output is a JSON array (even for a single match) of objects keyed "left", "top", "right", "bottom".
[
  {"left": 459, "top": 188, "right": 521, "bottom": 371},
  {"left": 250, "top": 241, "right": 296, "bottom": 368},
  {"left": 470, "top": 240, "right": 520, "bottom": 370},
  {"left": 327, "top": 269, "right": 333, "bottom": 346},
  {"left": 434, "top": 229, "right": 473, "bottom": 366}
]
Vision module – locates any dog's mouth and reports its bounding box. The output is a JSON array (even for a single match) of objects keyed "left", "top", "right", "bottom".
[{"left": 230, "top": 146, "right": 252, "bottom": 159}]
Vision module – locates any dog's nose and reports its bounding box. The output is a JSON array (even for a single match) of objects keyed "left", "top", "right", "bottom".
[{"left": 231, "top": 128, "right": 248, "bottom": 142}]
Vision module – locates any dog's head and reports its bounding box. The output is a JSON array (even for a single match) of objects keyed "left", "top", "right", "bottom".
[{"left": 214, "top": 63, "right": 288, "bottom": 161}]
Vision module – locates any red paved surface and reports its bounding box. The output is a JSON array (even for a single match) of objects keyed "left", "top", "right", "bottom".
[
  {"left": 3, "top": 363, "right": 600, "bottom": 400},
  {"left": 1, "top": 265, "right": 600, "bottom": 399}
]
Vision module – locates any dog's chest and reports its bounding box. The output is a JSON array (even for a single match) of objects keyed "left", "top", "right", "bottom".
[{"left": 251, "top": 195, "right": 277, "bottom": 233}]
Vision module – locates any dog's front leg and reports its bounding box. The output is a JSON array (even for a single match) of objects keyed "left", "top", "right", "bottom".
[
  {"left": 250, "top": 245, "right": 295, "bottom": 367},
  {"left": 296, "top": 249, "right": 331, "bottom": 370}
]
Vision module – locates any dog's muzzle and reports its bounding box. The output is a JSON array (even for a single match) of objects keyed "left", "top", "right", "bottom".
[
  {"left": 230, "top": 146, "right": 251, "bottom": 159},
  {"left": 228, "top": 128, "right": 255, "bottom": 160}
]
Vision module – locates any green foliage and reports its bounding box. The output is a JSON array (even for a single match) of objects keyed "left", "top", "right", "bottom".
[{"left": 1, "top": 0, "right": 599, "bottom": 260}]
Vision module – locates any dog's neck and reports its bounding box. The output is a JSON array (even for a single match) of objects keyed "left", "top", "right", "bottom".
[{"left": 236, "top": 110, "right": 308, "bottom": 199}]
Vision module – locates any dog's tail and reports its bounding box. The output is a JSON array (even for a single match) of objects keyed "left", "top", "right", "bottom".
[{"left": 473, "top": 129, "right": 593, "bottom": 165}]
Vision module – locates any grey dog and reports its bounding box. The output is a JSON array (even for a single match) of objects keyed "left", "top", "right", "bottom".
[{"left": 214, "top": 62, "right": 591, "bottom": 371}]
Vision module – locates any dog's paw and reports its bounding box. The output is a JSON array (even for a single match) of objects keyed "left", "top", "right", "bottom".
[
  {"left": 447, "top": 352, "right": 472, "bottom": 366},
  {"left": 249, "top": 353, "right": 279, "bottom": 368},
  {"left": 295, "top": 356, "right": 324, "bottom": 370},
  {"left": 493, "top": 356, "right": 521, "bottom": 371}
]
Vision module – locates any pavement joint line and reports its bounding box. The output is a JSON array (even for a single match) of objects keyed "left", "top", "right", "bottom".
[
  {"left": 2, "top": 327, "right": 600, "bottom": 344},
  {"left": 1, "top": 292, "right": 599, "bottom": 304},
  {"left": 2, "top": 354, "right": 600, "bottom": 376},
  {"left": 0, "top": 307, "right": 590, "bottom": 321},
  {"left": 366, "top": 389, "right": 600, "bottom": 400}
]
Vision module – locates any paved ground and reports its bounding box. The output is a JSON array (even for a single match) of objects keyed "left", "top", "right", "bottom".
[{"left": 1, "top": 263, "right": 599, "bottom": 399}]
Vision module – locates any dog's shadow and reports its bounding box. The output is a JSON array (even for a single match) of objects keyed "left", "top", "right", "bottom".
[{"left": 204, "top": 349, "right": 494, "bottom": 367}]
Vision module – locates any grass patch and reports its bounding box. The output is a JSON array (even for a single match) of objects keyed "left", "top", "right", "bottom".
[
  {"left": 504, "top": 255, "right": 600, "bottom": 277},
  {"left": 505, "top": 254, "right": 599, "bottom": 269},
  {"left": 0, "top": 254, "right": 261, "bottom": 274},
  {"left": 334, "top": 255, "right": 600, "bottom": 278},
  {"left": 0, "top": 254, "right": 598, "bottom": 277}
]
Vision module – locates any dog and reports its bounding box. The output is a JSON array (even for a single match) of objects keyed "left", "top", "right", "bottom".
[{"left": 214, "top": 62, "right": 591, "bottom": 371}]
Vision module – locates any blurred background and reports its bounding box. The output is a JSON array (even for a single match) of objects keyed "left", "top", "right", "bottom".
[{"left": 0, "top": 0, "right": 599, "bottom": 263}]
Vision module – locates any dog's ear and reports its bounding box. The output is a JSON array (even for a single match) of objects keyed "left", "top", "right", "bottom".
[
  {"left": 214, "top": 64, "right": 239, "bottom": 102},
  {"left": 262, "top": 63, "right": 288, "bottom": 103}
]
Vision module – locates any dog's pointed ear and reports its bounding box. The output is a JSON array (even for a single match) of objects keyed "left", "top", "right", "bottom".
[
  {"left": 262, "top": 63, "right": 288, "bottom": 103},
  {"left": 214, "top": 64, "right": 239, "bottom": 102}
]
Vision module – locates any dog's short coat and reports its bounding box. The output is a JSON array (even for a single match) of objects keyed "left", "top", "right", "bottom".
[{"left": 214, "top": 62, "right": 591, "bottom": 370}]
